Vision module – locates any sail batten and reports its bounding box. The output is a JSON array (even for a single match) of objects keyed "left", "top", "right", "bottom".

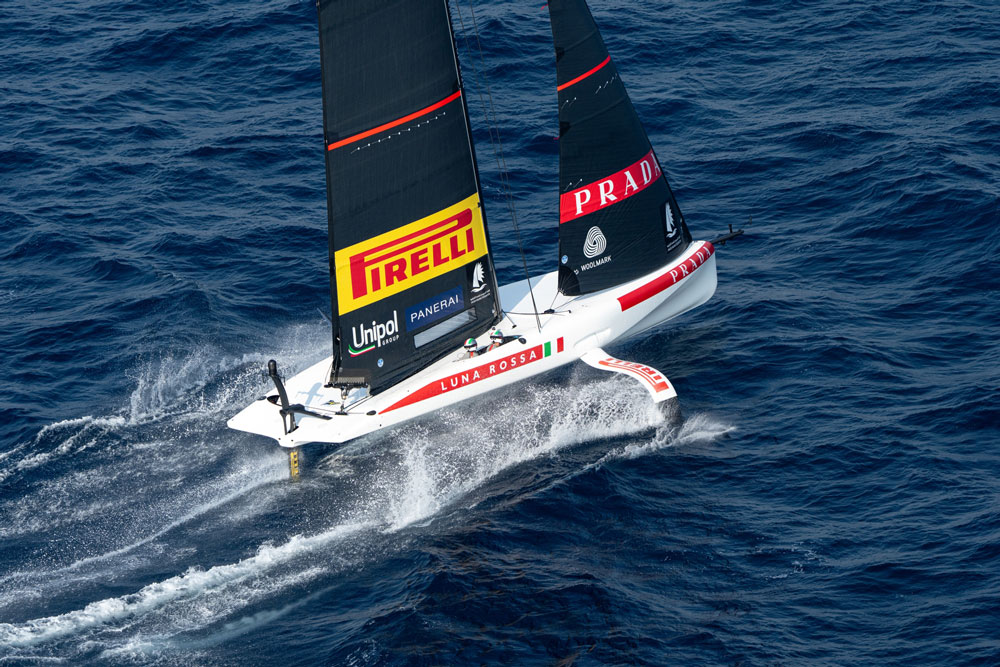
[
  {"left": 549, "top": 0, "right": 692, "bottom": 296},
  {"left": 317, "top": 0, "right": 500, "bottom": 394}
]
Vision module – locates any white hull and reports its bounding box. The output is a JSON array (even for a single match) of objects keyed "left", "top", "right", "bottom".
[{"left": 227, "top": 241, "right": 717, "bottom": 447}]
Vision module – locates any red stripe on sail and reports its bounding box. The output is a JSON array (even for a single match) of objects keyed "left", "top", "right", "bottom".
[
  {"left": 327, "top": 90, "right": 463, "bottom": 152},
  {"left": 557, "top": 55, "right": 611, "bottom": 91},
  {"left": 617, "top": 243, "right": 715, "bottom": 311},
  {"left": 559, "top": 148, "right": 661, "bottom": 224}
]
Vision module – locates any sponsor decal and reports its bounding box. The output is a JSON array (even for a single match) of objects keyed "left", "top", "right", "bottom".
[
  {"left": 596, "top": 358, "right": 670, "bottom": 393},
  {"left": 663, "top": 200, "right": 683, "bottom": 253},
  {"left": 468, "top": 260, "right": 492, "bottom": 304},
  {"left": 382, "top": 337, "right": 565, "bottom": 413},
  {"left": 579, "top": 255, "right": 612, "bottom": 272},
  {"left": 664, "top": 202, "right": 676, "bottom": 236},
  {"left": 334, "top": 193, "right": 488, "bottom": 314},
  {"left": 406, "top": 286, "right": 464, "bottom": 332},
  {"left": 582, "top": 226, "right": 607, "bottom": 258},
  {"left": 559, "top": 149, "right": 661, "bottom": 224},
  {"left": 617, "top": 242, "right": 715, "bottom": 311},
  {"left": 471, "top": 261, "right": 486, "bottom": 293},
  {"left": 348, "top": 310, "right": 399, "bottom": 357}
]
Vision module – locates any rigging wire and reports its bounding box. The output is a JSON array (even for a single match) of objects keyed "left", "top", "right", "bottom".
[{"left": 451, "top": 0, "right": 543, "bottom": 333}]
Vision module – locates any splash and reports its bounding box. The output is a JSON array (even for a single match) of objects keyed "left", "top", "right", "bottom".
[
  {"left": 125, "top": 321, "right": 327, "bottom": 425},
  {"left": 0, "top": 322, "right": 328, "bottom": 485},
  {"left": 593, "top": 411, "right": 736, "bottom": 467},
  {"left": 0, "top": 340, "right": 732, "bottom": 661},
  {"left": 375, "top": 375, "right": 674, "bottom": 530}
]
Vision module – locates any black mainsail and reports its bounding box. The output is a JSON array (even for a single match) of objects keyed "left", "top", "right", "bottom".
[
  {"left": 548, "top": 0, "right": 692, "bottom": 296},
  {"left": 317, "top": 0, "right": 501, "bottom": 394}
]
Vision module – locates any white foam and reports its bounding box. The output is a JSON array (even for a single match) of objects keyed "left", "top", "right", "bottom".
[
  {"left": 124, "top": 323, "right": 330, "bottom": 425},
  {"left": 0, "top": 449, "right": 290, "bottom": 605},
  {"left": 0, "top": 335, "right": 735, "bottom": 658},
  {"left": 0, "top": 417, "right": 126, "bottom": 484},
  {"left": 0, "top": 456, "right": 288, "bottom": 586},
  {"left": 0, "top": 321, "right": 325, "bottom": 485},
  {"left": 380, "top": 376, "right": 669, "bottom": 531},
  {"left": 106, "top": 579, "right": 332, "bottom": 657},
  {"left": 0, "top": 523, "right": 368, "bottom": 649},
  {"left": 594, "top": 411, "right": 735, "bottom": 467}
]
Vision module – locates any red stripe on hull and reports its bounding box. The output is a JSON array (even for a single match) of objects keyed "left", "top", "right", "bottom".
[
  {"left": 327, "top": 91, "right": 462, "bottom": 152},
  {"left": 381, "top": 338, "right": 565, "bottom": 413},
  {"left": 617, "top": 243, "right": 715, "bottom": 311}
]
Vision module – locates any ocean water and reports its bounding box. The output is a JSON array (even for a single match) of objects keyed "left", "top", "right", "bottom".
[{"left": 1, "top": 0, "right": 998, "bottom": 664}]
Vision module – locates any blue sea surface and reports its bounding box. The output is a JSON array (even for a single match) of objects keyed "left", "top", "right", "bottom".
[{"left": 2, "top": 0, "right": 999, "bottom": 664}]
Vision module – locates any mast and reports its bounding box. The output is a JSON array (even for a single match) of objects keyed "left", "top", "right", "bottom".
[
  {"left": 316, "top": 0, "right": 501, "bottom": 394},
  {"left": 444, "top": 0, "right": 502, "bottom": 328},
  {"left": 548, "top": 0, "right": 692, "bottom": 296}
]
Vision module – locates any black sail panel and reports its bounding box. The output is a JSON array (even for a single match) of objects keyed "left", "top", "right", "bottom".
[
  {"left": 318, "top": 0, "right": 500, "bottom": 394},
  {"left": 548, "top": 0, "right": 691, "bottom": 295}
]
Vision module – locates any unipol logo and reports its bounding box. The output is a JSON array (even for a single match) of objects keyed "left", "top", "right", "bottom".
[
  {"left": 583, "top": 226, "right": 607, "bottom": 258},
  {"left": 334, "top": 194, "right": 488, "bottom": 314},
  {"left": 471, "top": 261, "right": 486, "bottom": 293},
  {"left": 559, "top": 148, "right": 662, "bottom": 224},
  {"left": 348, "top": 310, "right": 399, "bottom": 357}
]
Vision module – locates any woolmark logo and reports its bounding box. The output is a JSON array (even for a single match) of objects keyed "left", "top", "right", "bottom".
[
  {"left": 559, "top": 149, "right": 662, "bottom": 224},
  {"left": 348, "top": 311, "right": 399, "bottom": 357},
  {"left": 583, "top": 226, "right": 607, "bottom": 259},
  {"left": 334, "top": 193, "right": 488, "bottom": 314}
]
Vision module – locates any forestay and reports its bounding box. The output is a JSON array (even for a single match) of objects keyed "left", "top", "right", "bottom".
[
  {"left": 548, "top": 0, "right": 692, "bottom": 295},
  {"left": 317, "top": 0, "right": 501, "bottom": 394}
]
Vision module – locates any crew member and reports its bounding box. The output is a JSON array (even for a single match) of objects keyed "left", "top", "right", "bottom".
[
  {"left": 488, "top": 329, "right": 504, "bottom": 352},
  {"left": 464, "top": 337, "right": 478, "bottom": 358}
]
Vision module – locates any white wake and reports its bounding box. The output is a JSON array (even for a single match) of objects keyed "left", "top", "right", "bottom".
[{"left": 0, "top": 339, "right": 732, "bottom": 662}]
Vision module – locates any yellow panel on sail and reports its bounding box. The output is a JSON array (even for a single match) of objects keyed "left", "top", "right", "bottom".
[{"left": 334, "top": 193, "right": 487, "bottom": 315}]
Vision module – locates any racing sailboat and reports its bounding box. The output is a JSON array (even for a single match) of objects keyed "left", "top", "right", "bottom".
[{"left": 228, "top": 0, "right": 720, "bottom": 450}]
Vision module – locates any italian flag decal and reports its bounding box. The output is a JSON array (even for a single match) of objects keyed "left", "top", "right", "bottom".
[
  {"left": 382, "top": 337, "right": 565, "bottom": 413},
  {"left": 348, "top": 342, "right": 375, "bottom": 357}
]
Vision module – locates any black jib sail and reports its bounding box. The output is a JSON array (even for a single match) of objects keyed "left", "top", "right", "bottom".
[
  {"left": 317, "top": 0, "right": 501, "bottom": 394},
  {"left": 548, "top": 0, "right": 692, "bottom": 296}
]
